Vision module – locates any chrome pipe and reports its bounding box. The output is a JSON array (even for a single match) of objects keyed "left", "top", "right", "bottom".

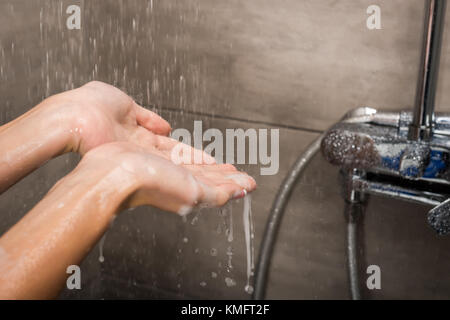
[
  {"left": 253, "top": 133, "right": 325, "bottom": 300},
  {"left": 409, "top": 0, "right": 447, "bottom": 141}
]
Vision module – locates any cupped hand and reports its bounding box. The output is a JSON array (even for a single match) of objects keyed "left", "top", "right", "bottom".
[
  {"left": 43, "top": 80, "right": 257, "bottom": 213},
  {"left": 45, "top": 81, "right": 171, "bottom": 155},
  {"left": 78, "top": 140, "right": 257, "bottom": 215}
]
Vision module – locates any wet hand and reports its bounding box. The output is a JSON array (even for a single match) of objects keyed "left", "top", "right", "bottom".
[
  {"left": 44, "top": 81, "right": 171, "bottom": 155},
  {"left": 77, "top": 141, "right": 256, "bottom": 215}
]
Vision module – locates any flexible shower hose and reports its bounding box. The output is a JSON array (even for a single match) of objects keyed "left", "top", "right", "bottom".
[
  {"left": 346, "top": 201, "right": 362, "bottom": 300},
  {"left": 252, "top": 132, "right": 362, "bottom": 300},
  {"left": 252, "top": 133, "right": 325, "bottom": 300}
]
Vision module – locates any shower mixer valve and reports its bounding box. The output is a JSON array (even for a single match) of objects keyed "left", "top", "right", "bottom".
[{"left": 321, "top": 107, "right": 450, "bottom": 235}]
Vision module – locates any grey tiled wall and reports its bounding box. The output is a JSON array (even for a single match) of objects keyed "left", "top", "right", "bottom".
[{"left": 1, "top": 0, "right": 450, "bottom": 299}]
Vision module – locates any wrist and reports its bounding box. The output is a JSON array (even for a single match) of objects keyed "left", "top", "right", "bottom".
[
  {"left": 67, "top": 156, "right": 141, "bottom": 214},
  {"left": 38, "top": 95, "right": 80, "bottom": 154},
  {"left": 0, "top": 97, "right": 77, "bottom": 193}
]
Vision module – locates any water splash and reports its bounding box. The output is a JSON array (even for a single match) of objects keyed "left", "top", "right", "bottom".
[
  {"left": 226, "top": 245, "right": 233, "bottom": 270},
  {"left": 227, "top": 205, "right": 234, "bottom": 242},
  {"left": 243, "top": 194, "right": 255, "bottom": 294},
  {"left": 190, "top": 211, "right": 201, "bottom": 225},
  {"left": 225, "top": 277, "right": 236, "bottom": 287}
]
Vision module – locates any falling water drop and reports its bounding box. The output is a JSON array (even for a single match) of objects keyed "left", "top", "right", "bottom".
[
  {"left": 226, "top": 246, "right": 233, "bottom": 270},
  {"left": 98, "top": 233, "right": 106, "bottom": 263},
  {"left": 227, "top": 205, "right": 234, "bottom": 242},
  {"left": 225, "top": 277, "right": 236, "bottom": 287}
]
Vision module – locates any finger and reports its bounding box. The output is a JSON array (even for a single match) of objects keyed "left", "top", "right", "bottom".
[
  {"left": 134, "top": 103, "right": 171, "bottom": 136},
  {"left": 224, "top": 173, "right": 257, "bottom": 192},
  {"left": 157, "top": 135, "right": 216, "bottom": 165},
  {"left": 200, "top": 172, "right": 254, "bottom": 198},
  {"left": 182, "top": 163, "right": 238, "bottom": 175},
  {"left": 189, "top": 168, "right": 241, "bottom": 185},
  {"left": 215, "top": 182, "right": 244, "bottom": 205},
  {"left": 195, "top": 180, "right": 238, "bottom": 208},
  {"left": 129, "top": 127, "right": 217, "bottom": 165},
  {"left": 195, "top": 170, "right": 256, "bottom": 191},
  {"left": 154, "top": 134, "right": 183, "bottom": 150}
]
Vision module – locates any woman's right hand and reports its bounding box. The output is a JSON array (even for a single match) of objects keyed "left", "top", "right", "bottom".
[{"left": 73, "top": 140, "right": 257, "bottom": 215}]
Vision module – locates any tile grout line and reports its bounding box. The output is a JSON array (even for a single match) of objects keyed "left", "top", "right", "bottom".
[{"left": 150, "top": 106, "right": 324, "bottom": 134}]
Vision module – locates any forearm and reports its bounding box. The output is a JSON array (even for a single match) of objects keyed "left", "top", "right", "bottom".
[
  {"left": 0, "top": 98, "right": 75, "bottom": 193},
  {"left": 0, "top": 162, "right": 137, "bottom": 299}
]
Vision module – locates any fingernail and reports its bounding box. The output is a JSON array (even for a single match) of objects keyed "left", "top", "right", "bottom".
[
  {"left": 227, "top": 174, "right": 251, "bottom": 190},
  {"left": 232, "top": 189, "right": 247, "bottom": 199}
]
